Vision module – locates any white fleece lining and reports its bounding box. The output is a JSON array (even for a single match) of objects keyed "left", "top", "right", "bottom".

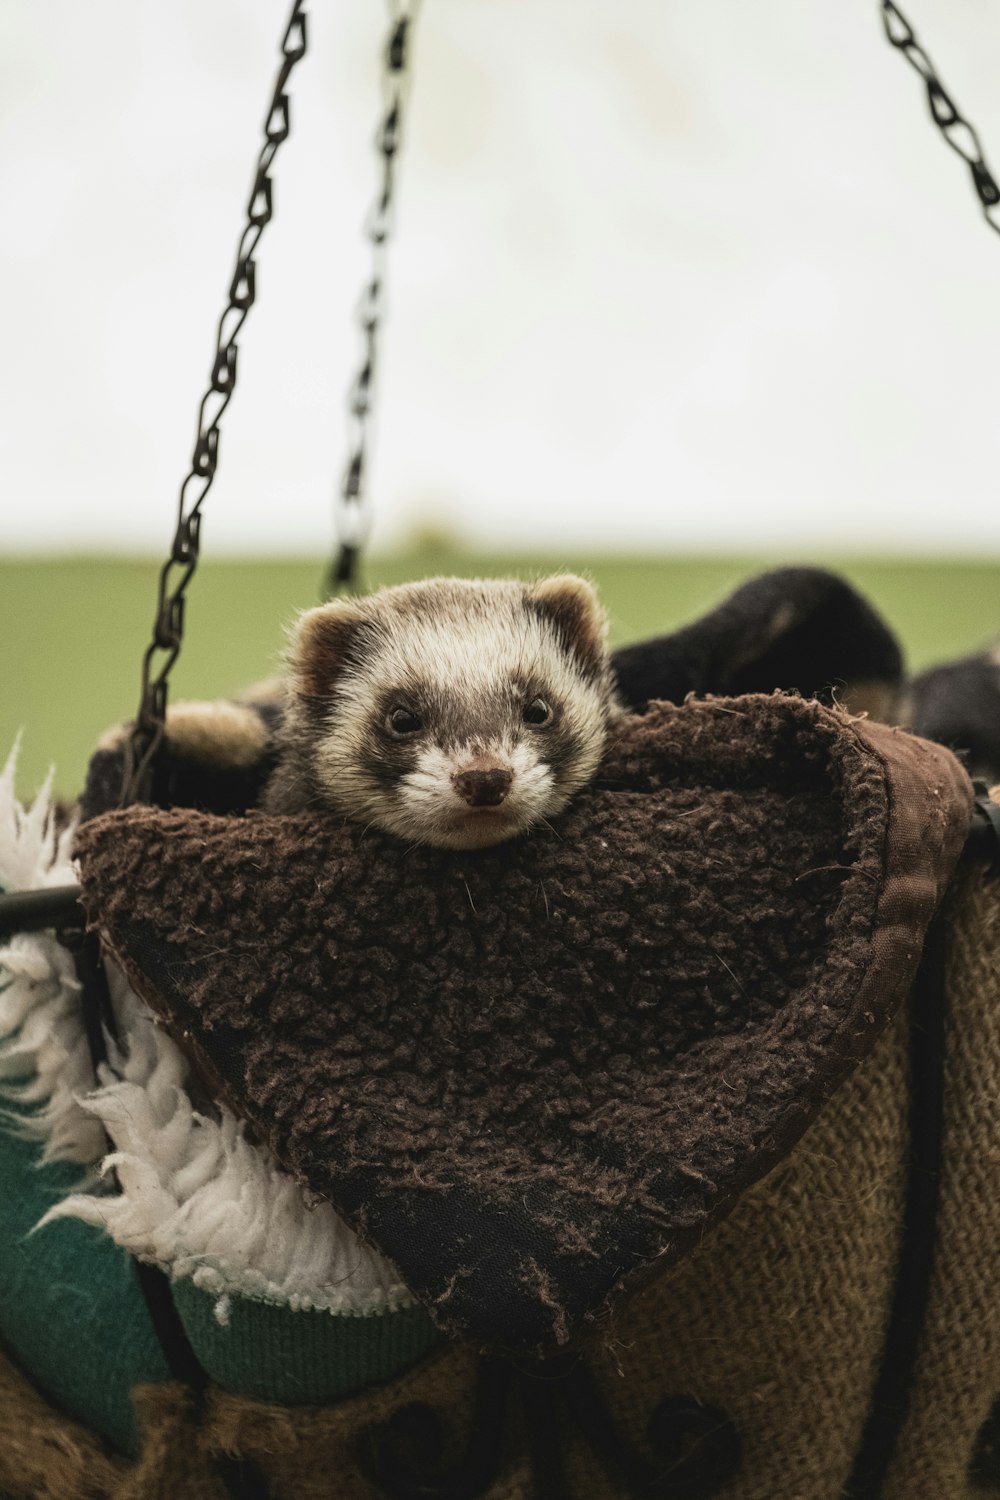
[{"left": 0, "top": 746, "right": 414, "bottom": 1317}]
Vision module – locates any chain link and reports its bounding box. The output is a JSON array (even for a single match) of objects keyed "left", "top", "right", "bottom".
[
  {"left": 120, "top": 1, "right": 308, "bottom": 806},
  {"left": 128, "top": 2, "right": 990, "bottom": 800},
  {"left": 325, "top": 1, "right": 418, "bottom": 598},
  {"left": 882, "top": 1, "right": 1000, "bottom": 234}
]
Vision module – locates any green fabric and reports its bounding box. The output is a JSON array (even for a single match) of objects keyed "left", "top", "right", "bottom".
[
  {"left": 0, "top": 1091, "right": 441, "bottom": 1458},
  {"left": 173, "top": 1281, "right": 441, "bottom": 1405},
  {"left": 0, "top": 1108, "right": 170, "bottom": 1458}
]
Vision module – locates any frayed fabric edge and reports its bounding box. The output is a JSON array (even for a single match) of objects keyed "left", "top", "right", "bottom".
[{"left": 0, "top": 743, "right": 414, "bottom": 1317}]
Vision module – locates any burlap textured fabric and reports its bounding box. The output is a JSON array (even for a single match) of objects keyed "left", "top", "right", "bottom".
[
  {"left": 3, "top": 856, "right": 998, "bottom": 1499},
  {"left": 75, "top": 700, "right": 971, "bottom": 1357},
  {"left": 881, "top": 860, "right": 1000, "bottom": 1499},
  {"left": 0, "top": 1344, "right": 125, "bottom": 1500},
  {"left": 586, "top": 997, "right": 910, "bottom": 1500}
]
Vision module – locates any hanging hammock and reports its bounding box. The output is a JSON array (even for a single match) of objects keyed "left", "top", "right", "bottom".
[{"left": 2, "top": 5, "right": 1000, "bottom": 1498}]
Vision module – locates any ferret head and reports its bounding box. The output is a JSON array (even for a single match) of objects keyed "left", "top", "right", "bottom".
[{"left": 285, "top": 575, "right": 618, "bottom": 849}]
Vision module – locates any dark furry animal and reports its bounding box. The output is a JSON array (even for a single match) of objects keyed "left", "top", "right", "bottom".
[
  {"left": 612, "top": 565, "right": 904, "bottom": 719},
  {"left": 907, "top": 647, "right": 1000, "bottom": 784},
  {"left": 80, "top": 566, "right": 910, "bottom": 821},
  {"left": 263, "top": 575, "right": 622, "bottom": 849}
]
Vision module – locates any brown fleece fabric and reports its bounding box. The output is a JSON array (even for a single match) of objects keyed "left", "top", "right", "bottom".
[
  {"left": 2, "top": 887, "right": 998, "bottom": 1500},
  {"left": 74, "top": 695, "right": 972, "bottom": 1355}
]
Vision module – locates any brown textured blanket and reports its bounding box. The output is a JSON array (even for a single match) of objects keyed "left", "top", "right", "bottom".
[{"left": 74, "top": 694, "right": 972, "bottom": 1355}]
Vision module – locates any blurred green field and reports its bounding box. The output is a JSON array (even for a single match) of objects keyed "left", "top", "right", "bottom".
[{"left": 2, "top": 546, "right": 999, "bottom": 800}]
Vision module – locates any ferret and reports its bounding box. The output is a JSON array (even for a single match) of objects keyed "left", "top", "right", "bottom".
[{"left": 262, "top": 574, "right": 622, "bottom": 849}]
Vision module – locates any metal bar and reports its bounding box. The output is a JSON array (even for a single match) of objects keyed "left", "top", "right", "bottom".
[{"left": 0, "top": 885, "right": 84, "bottom": 939}]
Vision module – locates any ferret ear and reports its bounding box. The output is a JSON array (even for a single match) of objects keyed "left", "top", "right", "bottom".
[
  {"left": 289, "top": 598, "right": 368, "bottom": 701},
  {"left": 527, "top": 574, "right": 608, "bottom": 676}
]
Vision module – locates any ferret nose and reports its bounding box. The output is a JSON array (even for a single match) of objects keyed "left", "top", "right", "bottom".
[{"left": 452, "top": 768, "right": 513, "bottom": 807}]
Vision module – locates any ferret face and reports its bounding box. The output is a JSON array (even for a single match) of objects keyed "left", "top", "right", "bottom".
[{"left": 283, "top": 576, "right": 619, "bottom": 850}]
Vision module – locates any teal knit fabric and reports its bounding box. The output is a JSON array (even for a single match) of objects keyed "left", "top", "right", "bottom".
[
  {"left": 0, "top": 1116, "right": 170, "bottom": 1456},
  {"left": 173, "top": 1281, "right": 441, "bottom": 1406},
  {"left": 0, "top": 1102, "right": 441, "bottom": 1457}
]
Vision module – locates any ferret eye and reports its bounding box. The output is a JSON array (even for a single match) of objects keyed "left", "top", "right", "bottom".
[
  {"left": 387, "top": 707, "right": 423, "bottom": 735},
  {"left": 523, "top": 697, "right": 551, "bottom": 726}
]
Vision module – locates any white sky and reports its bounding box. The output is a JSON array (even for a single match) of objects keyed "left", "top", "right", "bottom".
[{"left": 1, "top": 0, "right": 999, "bottom": 556}]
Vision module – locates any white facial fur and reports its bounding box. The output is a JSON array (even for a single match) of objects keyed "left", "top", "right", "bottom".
[{"left": 275, "top": 576, "right": 618, "bottom": 850}]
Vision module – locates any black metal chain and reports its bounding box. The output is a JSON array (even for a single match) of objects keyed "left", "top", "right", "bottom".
[
  {"left": 121, "top": 0, "right": 991, "bottom": 802},
  {"left": 119, "top": 0, "right": 308, "bottom": 807},
  {"left": 325, "top": 1, "right": 418, "bottom": 599},
  {"left": 881, "top": 1, "right": 1000, "bottom": 235}
]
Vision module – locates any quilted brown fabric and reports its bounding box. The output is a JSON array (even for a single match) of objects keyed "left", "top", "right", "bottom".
[{"left": 74, "top": 695, "right": 972, "bottom": 1355}]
